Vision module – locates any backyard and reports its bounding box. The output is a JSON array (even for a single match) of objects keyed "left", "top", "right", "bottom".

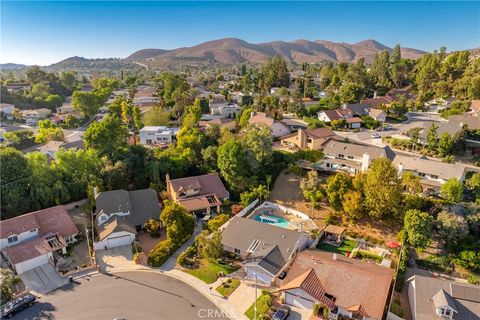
[
  {"left": 184, "top": 259, "right": 238, "bottom": 284},
  {"left": 316, "top": 239, "right": 357, "bottom": 256}
]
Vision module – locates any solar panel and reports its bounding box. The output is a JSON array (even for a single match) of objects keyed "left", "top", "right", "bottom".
[{"left": 450, "top": 284, "right": 480, "bottom": 303}]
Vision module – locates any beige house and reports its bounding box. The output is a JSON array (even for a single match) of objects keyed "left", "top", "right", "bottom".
[
  {"left": 249, "top": 112, "right": 291, "bottom": 138},
  {"left": 368, "top": 108, "right": 387, "bottom": 122},
  {"left": 280, "top": 128, "right": 335, "bottom": 151}
]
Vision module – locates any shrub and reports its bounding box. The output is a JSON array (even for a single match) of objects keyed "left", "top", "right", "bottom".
[
  {"left": 352, "top": 250, "right": 383, "bottom": 262},
  {"left": 231, "top": 204, "right": 244, "bottom": 215},
  {"left": 207, "top": 214, "right": 230, "bottom": 232},
  {"left": 390, "top": 299, "right": 404, "bottom": 317},
  {"left": 144, "top": 218, "right": 161, "bottom": 237},
  {"left": 467, "top": 274, "right": 480, "bottom": 285},
  {"left": 148, "top": 239, "right": 176, "bottom": 267}
]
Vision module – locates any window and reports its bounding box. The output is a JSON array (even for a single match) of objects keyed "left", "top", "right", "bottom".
[
  {"left": 347, "top": 156, "right": 354, "bottom": 159},
  {"left": 441, "top": 308, "right": 452, "bottom": 317},
  {"left": 31, "top": 229, "right": 37, "bottom": 233},
  {"left": 7, "top": 235, "right": 18, "bottom": 243},
  {"left": 234, "top": 248, "right": 240, "bottom": 254},
  {"left": 338, "top": 154, "right": 344, "bottom": 158}
]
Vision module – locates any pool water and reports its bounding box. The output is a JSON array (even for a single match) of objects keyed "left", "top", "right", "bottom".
[{"left": 254, "top": 214, "right": 290, "bottom": 228}]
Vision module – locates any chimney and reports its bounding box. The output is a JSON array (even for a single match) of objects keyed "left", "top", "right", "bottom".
[
  {"left": 361, "top": 153, "right": 370, "bottom": 172},
  {"left": 250, "top": 111, "right": 255, "bottom": 119},
  {"left": 166, "top": 173, "right": 170, "bottom": 183},
  {"left": 374, "top": 91, "right": 377, "bottom": 98},
  {"left": 93, "top": 187, "right": 99, "bottom": 199},
  {"left": 333, "top": 253, "right": 338, "bottom": 260}
]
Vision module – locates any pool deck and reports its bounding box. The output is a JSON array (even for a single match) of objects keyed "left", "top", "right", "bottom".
[{"left": 247, "top": 207, "right": 317, "bottom": 232}]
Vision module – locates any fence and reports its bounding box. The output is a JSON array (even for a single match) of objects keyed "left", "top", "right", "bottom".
[{"left": 236, "top": 199, "right": 259, "bottom": 217}]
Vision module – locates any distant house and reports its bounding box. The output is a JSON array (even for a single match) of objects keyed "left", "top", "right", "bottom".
[
  {"left": 346, "top": 117, "right": 362, "bottom": 128},
  {"left": 209, "top": 102, "right": 242, "bottom": 119},
  {"left": 139, "top": 126, "right": 179, "bottom": 146},
  {"left": 6, "top": 82, "right": 29, "bottom": 93},
  {"left": 470, "top": 100, "right": 480, "bottom": 114},
  {"left": 220, "top": 217, "right": 309, "bottom": 285},
  {"left": 407, "top": 275, "right": 480, "bottom": 320},
  {"left": 277, "top": 250, "right": 394, "bottom": 320},
  {"left": 392, "top": 155, "right": 467, "bottom": 193},
  {"left": 166, "top": 173, "right": 229, "bottom": 215},
  {"left": 56, "top": 104, "right": 75, "bottom": 114},
  {"left": 0, "top": 103, "right": 15, "bottom": 119},
  {"left": 318, "top": 140, "right": 395, "bottom": 174},
  {"left": 270, "top": 87, "right": 281, "bottom": 95},
  {"left": 0, "top": 206, "right": 79, "bottom": 274},
  {"left": 94, "top": 189, "right": 160, "bottom": 250},
  {"left": 368, "top": 108, "right": 387, "bottom": 122},
  {"left": 133, "top": 96, "right": 161, "bottom": 107},
  {"left": 249, "top": 112, "right": 291, "bottom": 138},
  {"left": 361, "top": 96, "right": 393, "bottom": 108},
  {"left": 21, "top": 108, "right": 51, "bottom": 125},
  {"left": 280, "top": 117, "right": 308, "bottom": 131},
  {"left": 318, "top": 109, "right": 352, "bottom": 123},
  {"left": 342, "top": 103, "right": 370, "bottom": 116},
  {"left": 280, "top": 128, "right": 336, "bottom": 151}
]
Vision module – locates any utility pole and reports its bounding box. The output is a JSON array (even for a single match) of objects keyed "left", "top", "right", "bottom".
[{"left": 254, "top": 273, "right": 258, "bottom": 320}]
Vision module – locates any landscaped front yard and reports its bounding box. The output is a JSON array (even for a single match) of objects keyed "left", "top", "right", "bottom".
[
  {"left": 316, "top": 238, "right": 357, "bottom": 256},
  {"left": 185, "top": 258, "right": 238, "bottom": 284},
  {"left": 216, "top": 278, "right": 240, "bottom": 297},
  {"left": 244, "top": 290, "right": 273, "bottom": 320}
]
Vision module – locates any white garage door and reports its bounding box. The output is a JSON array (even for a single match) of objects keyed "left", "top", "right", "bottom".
[
  {"left": 15, "top": 254, "right": 49, "bottom": 274},
  {"left": 107, "top": 235, "right": 132, "bottom": 249},
  {"left": 285, "top": 292, "right": 315, "bottom": 309}
]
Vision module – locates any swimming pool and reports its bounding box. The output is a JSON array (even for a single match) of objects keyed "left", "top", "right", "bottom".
[{"left": 254, "top": 214, "right": 290, "bottom": 228}]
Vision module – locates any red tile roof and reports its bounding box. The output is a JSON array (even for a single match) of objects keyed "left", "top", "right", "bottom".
[
  {"left": 0, "top": 206, "right": 79, "bottom": 239},
  {"left": 249, "top": 112, "right": 274, "bottom": 127}
]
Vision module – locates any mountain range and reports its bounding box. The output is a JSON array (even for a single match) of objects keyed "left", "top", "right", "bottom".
[{"left": 123, "top": 38, "right": 427, "bottom": 68}]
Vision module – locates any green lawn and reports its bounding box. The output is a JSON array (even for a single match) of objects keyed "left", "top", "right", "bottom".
[
  {"left": 216, "top": 279, "right": 240, "bottom": 297},
  {"left": 244, "top": 291, "right": 273, "bottom": 320},
  {"left": 185, "top": 259, "right": 238, "bottom": 284},
  {"left": 316, "top": 239, "right": 357, "bottom": 255}
]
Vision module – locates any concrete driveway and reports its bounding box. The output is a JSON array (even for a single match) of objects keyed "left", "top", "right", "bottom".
[
  {"left": 227, "top": 281, "right": 261, "bottom": 315},
  {"left": 19, "top": 264, "right": 68, "bottom": 295},
  {"left": 95, "top": 245, "right": 142, "bottom": 272},
  {"left": 287, "top": 306, "right": 312, "bottom": 320}
]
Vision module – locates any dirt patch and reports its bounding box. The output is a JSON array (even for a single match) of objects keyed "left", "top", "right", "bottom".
[
  {"left": 137, "top": 229, "right": 167, "bottom": 255},
  {"left": 269, "top": 170, "right": 332, "bottom": 228},
  {"left": 340, "top": 216, "right": 401, "bottom": 242}
]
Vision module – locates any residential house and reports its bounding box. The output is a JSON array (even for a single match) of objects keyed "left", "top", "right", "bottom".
[
  {"left": 56, "top": 104, "right": 75, "bottom": 114},
  {"left": 6, "top": 82, "right": 29, "bottom": 93},
  {"left": 318, "top": 109, "right": 352, "bottom": 123},
  {"left": 249, "top": 112, "right": 291, "bottom": 138},
  {"left": 342, "top": 103, "right": 370, "bottom": 116},
  {"left": 419, "top": 113, "right": 480, "bottom": 144},
  {"left": 21, "top": 108, "right": 51, "bottom": 125},
  {"left": 133, "top": 96, "right": 161, "bottom": 107},
  {"left": 270, "top": 87, "right": 281, "bottom": 95},
  {"left": 318, "top": 140, "right": 395, "bottom": 174},
  {"left": 392, "top": 155, "right": 467, "bottom": 193},
  {"left": 346, "top": 117, "right": 362, "bottom": 129},
  {"left": 220, "top": 217, "right": 310, "bottom": 285},
  {"left": 277, "top": 250, "right": 394, "bottom": 320},
  {"left": 407, "top": 275, "right": 480, "bottom": 320},
  {"left": 280, "top": 117, "right": 308, "bottom": 131},
  {"left": 139, "top": 126, "right": 180, "bottom": 146},
  {"left": 368, "top": 108, "right": 387, "bottom": 122},
  {"left": 166, "top": 173, "right": 229, "bottom": 215},
  {"left": 94, "top": 189, "right": 160, "bottom": 250},
  {"left": 280, "top": 128, "right": 336, "bottom": 151},
  {"left": 210, "top": 102, "right": 242, "bottom": 119},
  {"left": 361, "top": 96, "right": 393, "bottom": 109},
  {"left": 0, "top": 206, "right": 79, "bottom": 274},
  {"left": 470, "top": 100, "right": 480, "bottom": 114},
  {"left": 0, "top": 103, "right": 15, "bottom": 119}
]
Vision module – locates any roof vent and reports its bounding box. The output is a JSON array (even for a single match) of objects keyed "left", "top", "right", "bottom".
[{"left": 282, "top": 235, "right": 286, "bottom": 238}]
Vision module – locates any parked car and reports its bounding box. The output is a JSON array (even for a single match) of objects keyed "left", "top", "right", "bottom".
[
  {"left": 272, "top": 305, "right": 291, "bottom": 320},
  {"left": 1, "top": 294, "right": 36, "bottom": 318},
  {"left": 371, "top": 133, "right": 381, "bottom": 138}
]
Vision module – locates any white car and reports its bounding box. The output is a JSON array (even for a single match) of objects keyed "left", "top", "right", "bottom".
[{"left": 371, "top": 133, "right": 381, "bottom": 138}]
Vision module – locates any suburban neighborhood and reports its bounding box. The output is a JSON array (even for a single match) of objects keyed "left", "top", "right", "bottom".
[{"left": 1, "top": 1, "right": 480, "bottom": 320}]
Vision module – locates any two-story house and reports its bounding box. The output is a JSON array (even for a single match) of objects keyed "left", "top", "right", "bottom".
[
  {"left": 317, "top": 140, "right": 395, "bottom": 174},
  {"left": 249, "top": 112, "right": 291, "bottom": 138},
  {"left": 210, "top": 102, "right": 242, "bottom": 119},
  {"left": 21, "top": 108, "right": 51, "bottom": 125},
  {"left": 93, "top": 189, "right": 161, "bottom": 250},
  {"left": 280, "top": 128, "right": 336, "bottom": 151},
  {"left": 166, "top": 173, "right": 229, "bottom": 215},
  {"left": 0, "top": 206, "right": 79, "bottom": 274},
  {"left": 139, "top": 126, "right": 180, "bottom": 146}
]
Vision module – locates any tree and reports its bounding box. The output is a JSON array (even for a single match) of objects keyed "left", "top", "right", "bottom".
[
  {"left": 84, "top": 115, "right": 129, "bottom": 158},
  {"left": 440, "top": 178, "right": 464, "bottom": 202},
  {"left": 143, "top": 107, "right": 170, "bottom": 126},
  {"left": 402, "top": 171, "right": 422, "bottom": 194},
  {"left": 426, "top": 123, "right": 438, "bottom": 151},
  {"left": 325, "top": 173, "right": 352, "bottom": 211},
  {"left": 0, "top": 147, "right": 32, "bottom": 218},
  {"left": 437, "top": 132, "right": 453, "bottom": 156},
  {"left": 404, "top": 209, "right": 433, "bottom": 249},
  {"left": 217, "top": 139, "right": 251, "bottom": 193},
  {"left": 0, "top": 268, "right": 21, "bottom": 304},
  {"left": 35, "top": 119, "right": 64, "bottom": 143},
  {"left": 338, "top": 83, "right": 366, "bottom": 104},
  {"left": 243, "top": 125, "right": 273, "bottom": 170},
  {"left": 363, "top": 158, "right": 402, "bottom": 218},
  {"left": 437, "top": 211, "right": 469, "bottom": 245},
  {"left": 160, "top": 201, "right": 195, "bottom": 246},
  {"left": 240, "top": 185, "right": 269, "bottom": 207},
  {"left": 72, "top": 91, "right": 103, "bottom": 118},
  {"left": 342, "top": 191, "right": 364, "bottom": 220},
  {"left": 196, "top": 230, "right": 223, "bottom": 259},
  {"left": 260, "top": 55, "right": 290, "bottom": 90}
]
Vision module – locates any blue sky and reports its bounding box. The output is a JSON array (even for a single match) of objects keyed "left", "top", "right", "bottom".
[{"left": 1, "top": 1, "right": 479, "bottom": 65}]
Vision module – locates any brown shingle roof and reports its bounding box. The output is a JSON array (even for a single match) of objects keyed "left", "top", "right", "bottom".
[
  {"left": 3, "top": 233, "right": 67, "bottom": 264},
  {"left": 249, "top": 112, "right": 274, "bottom": 127},
  {"left": 0, "top": 206, "right": 79, "bottom": 239},
  {"left": 281, "top": 250, "right": 393, "bottom": 319},
  {"left": 305, "top": 128, "right": 335, "bottom": 139},
  {"left": 169, "top": 173, "right": 229, "bottom": 199}
]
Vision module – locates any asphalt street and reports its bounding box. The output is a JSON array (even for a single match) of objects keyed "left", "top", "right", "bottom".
[{"left": 11, "top": 271, "right": 228, "bottom": 320}]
